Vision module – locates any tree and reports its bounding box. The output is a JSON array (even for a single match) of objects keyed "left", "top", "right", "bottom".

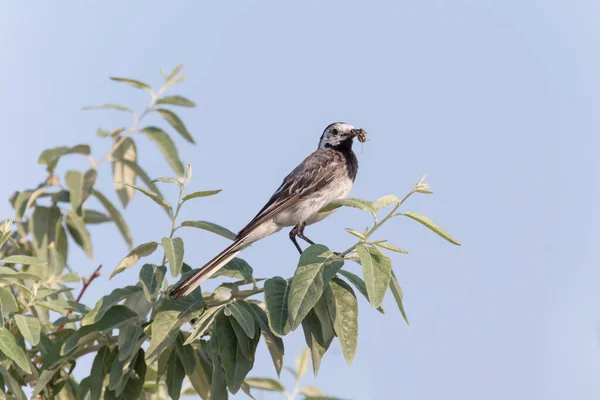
[{"left": 0, "top": 65, "right": 461, "bottom": 399}]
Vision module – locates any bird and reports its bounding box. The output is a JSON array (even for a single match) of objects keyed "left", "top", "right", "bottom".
[{"left": 170, "top": 122, "right": 367, "bottom": 298}]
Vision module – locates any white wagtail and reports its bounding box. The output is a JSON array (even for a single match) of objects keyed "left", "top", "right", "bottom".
[{"left": 170, "top": 122, "right": 367, "bottom": 298}]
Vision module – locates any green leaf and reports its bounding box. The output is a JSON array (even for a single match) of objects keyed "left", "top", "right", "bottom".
[
  {"left": 320, "top": 198, "right": 375, "bottom": 213},
  {"left": 154, "top": 108, "right": 195, "bottom": 144},
  {"left": 264, "top": 277, "right": 291, "bottom": 337},
  {"left": 38, "top": 145, "right": 91, "bottom": 171},
  {"left": 0, "top": 266, "right": 42, "bottom": 281},
  {"left": 226, "top": 303, "right": 255, "bottom": 338},
  {"left": 162, "top": 237, "right": 184, "bottom": 278},
  {"left": 83, "top": 209, "right": 111, "bottom": 224},
  {"left": 0, "top": 364, "right": 26, "bottom": 400},
  {"left": 117, "top": 159, "right": 163, "bottom": 199},
  {"left": 180, "top": 220, "right": 236, "bottom": 240},
  {"left": 62, "top": 306, "right": 138, "bottom": 355},
  {"left": 110, "top": 241, "right": 159, "bottom": 278},
  {"left": 152, "top": 176, "right": 183, "bottom": 185},
  {"left": 112, "top": 137, "right": 137, "bottom": 208},
  {"left": 1, "top": 255, "right": 46, "bottom": 265},
  {"left": 82, "top": 104, "right": 132, "bottom": 112},
  {"left": 91, "top": 189, "right": 133, "bottom": 248},
  {"left": 300, "top": 386, "right": 325, "bottom": 397},
  {"left": 14, "top": 315, "right": 40, "bottom": 346},
  {"left": 0, "top": 288, "right": 18, "bottom": 313},
  {"left": 212, "top": 258, "right": 253, "bottom": 280},
  {"left": 373, "top": 194, "right": 399, "bottom": 211},
  {"left": 345, "top": 228, "right": 366, "bottom": 241},
  {"left": 324, "top": 278, "right": 359, "bottom": 364},
  {"left": 296, "top": 348, "right": 310, "bottom": 379},
  {"left": 121, "top": 183, "right": 172, "bottom": 216},
  {"left": 118, "top": 324, "right": 144, "bottom": 362},
  {"left": 156, "top": 95, "right": 196, "bottom": 107},
  {"left": 82, "top": 285, "right": 143, "bottom": 326},
  {"left": 66, "top": 212, "right": 93, "bottom": 259},
  {"left": 166, "top": 351, "right": 185, "bottom": 400},
  {"left": 184, "top": 306, "right": 224, "bottom": 345},
  {"left": 182, "top": 189, "right": 222, "bottom": 202},
  {"left": 66, "top": 170, "right": 97, "bottom": 214},
  {"left": 248, "top": 303, "right": 284, "bottom": 376},
  {"left": 31, "top": 367, "right": 59, "bottom": 397},
  {"left": 0, "top": 328, "right": 31, "bottom": 373},
  {"left": 245, "top": 378, "right": 285, "bottom": 392},
  {"left": 373, "top": 241, "right": 408, "bottom": 254},
  {"left": 90, "top": 346, "right": 111, "bottom": 400},
  {"left": 29, "top": 206, "right": 61, "bottom": 265},
  {"left": 110, "top": 76, "right": 152, "bottom": 91},
  {"left": 389, "top": 270, "right": 410, "bottom": 325},
  {"left": 139, "top": 264, "right": 167, "bottom": 301},
  {"left": 301, "top": 318, "right": 327, "bottom": 376},
  {"left": 288, "top": 245, "right": 343, "bottom": 330},
  {"left": 166, "top": 64, "right": 184, "bottom": 81},
  {"left": 337, "top": 270, "right": 384, "bottom": 314},
  {"left": 216, "top": 316, "right": 257, "bottom": 394},
  {"left": 402, "top": 211, "right": 462, "bottom": 245},
  {"left": 141, "top": 126, "right": 185, "bottom": 176},
  {"left": 356, "top": 244, "right": 391, "bottom": 308},
  {"left": 117, "top": 349, "right": 147, "bottom": 399},
  {"left": 187, "top": 349, "right": 211, "bottom": 399},
  {"left": 210, "top": 353, "right": 228, "bottom": 400}
]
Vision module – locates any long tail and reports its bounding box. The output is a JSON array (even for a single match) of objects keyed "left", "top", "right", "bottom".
[{"left": 170, "top": 239, "right": 246, "bottom": 298}]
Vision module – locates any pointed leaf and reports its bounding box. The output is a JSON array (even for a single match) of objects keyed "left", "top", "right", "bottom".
[
  {"left": 182, "top": 189, "right": 222, "bottom": 202},
  {"left": 373, "top": 241, "right": 408, "bottom": 254},
  {"left": 389, "top": 270, "right": 410, "bottom": 325},
  {"left": 320, "top": 198, "right": 375, "bottom": 213},
  {"left": 180, "top": 221, "right": 236, "bottom": 240},
  {"left": 288, "top": 245, "right": 342, "bottom": 330},
  {"left": 184, "top": 306, "right": 223, "bottom": 345},
  {"left": 109, "top": 77, "right": 152, "bottom": 91},
  {"left": 14, "top": 315, "right": 40, "bottom": 346},
  {"left": 402, "top": 212, "right": 462, "bottom": 245},
  {"left": 248, "top": 303, "right": 284, "bottom": 376},
  {"left": 66, "top": 212, "right": 93, "bottom": 259},
  {"left": 212, "top": 258, "right": 253, "bottom": 280},
  {"left": 356, "top": 244, "right": 391, "bottom": 308},
  {"left": 117, "top": 159, "right": 163, "bottom": 199},
  {"left": 139, "top": 264, "right": 167, "bottom": 301},
  {"left": 295, "top": 348, "right": 310, "bottom": 379},
  {"left": 112, "top": 137, "right": 137, "bottom": 208},
  {"left": 0, "top": 328, "right": 31, "bottom": 373},
  {"left": 90, "top": 346, "right": 111, "bottom": 400},
  {"left": 141, "top": 126, "right": 185, "bottom": 176},
  {"left": 82, "top": 104, "right": 132, "bottom": 112},
  {"left": 162, "top": 237, "right": 184, "bottom": 277},
  {"left": 345, "top": 228, "right": 366, "bottom": 241},
  {"left": 338, "top": 270, "right": 384, "bottom": 314},
  {"left": 82, "top": 285, "right": 142, "bottom": 326},
  {"left": 324, "top": 278, "right": 358, "bottom": 364},
  {"left": 156, "top": 95, "right": 196, "bottom": 107},
  {"left": 216, "top": 316, "right": 257, "bottom": 394},
  {"left": 120, "top": 183, "right": 172, "bottom": 216},
  {"left": 264, "top": 277, "right": 291, "bottom": 337},
  {"left": 373, "top": 194, "right": 399, "bottom": 211},
  {"left": 244, "top": 378, "right": 284, "bottom": 392},
  {"left": 166, "top": 351, "right": 185, "bottom": 400},
  {"left": 91, "top": 189, "right": 133, "bottom": 248},
  {"left": 110, "top": 241, "right": 159, "bottom": 278},
  {"left": 154, "top": 108, "right": 195, "bottom": 144},
  {"left": 1, "top": 255, "right": 46, "bottom": 265},
  {"left": 226, "top": 303, "right": 255, "bottom": 338},
  {"left": 83, "top": 210, "right": 111, "bottom": 224}
]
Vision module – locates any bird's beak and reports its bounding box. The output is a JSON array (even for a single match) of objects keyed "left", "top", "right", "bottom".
[{"left": 352, "top": 128, "right": 367, "bottom": 143}]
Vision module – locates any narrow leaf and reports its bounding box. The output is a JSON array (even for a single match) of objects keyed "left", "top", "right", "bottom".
[
  {"left": 112, "top": 137, "right": 137, "bottom": 208},
  {"left": 166, "top": 351, "right": 185, "bottom": 400},
  {"left": 345, "top": 228, "right": 366, "bottom": 240},
  {"left": 162, "top": 237, "right": 184, "bottom": 277},
  {"left": 121, "top": 183, "right": 172, "bottom": 216},
  {"left": 1, "top": 255, "right": 46, "bottom": 265},
  {"left": 338, "top": 270, "right": 384, "bottom": 314},
  {"left": 264, "top": 277, "right": 291, "bottom": 337},
  {"left": 82, "top": 104, "right": 132, "bottom": 112},
  {"left": 373, "top": 241, "right": 408, "bottom": 254},
  {"left": 373, "top": 194, "right": 399, "bottom": 211},
  {"left": 118, "top": 159, "right": 163, "bottom": 199},
  {"left": 389, "top": 270, "right": 410, "bottom": 325},
  {"left": 91, "top": 189, "right": 133, "bottom": 248},
  {"left": 139, "top": 264, "right": 167, "bottom": 301},
  {"left": 226, "top": 303, "right": 255, "bottom": 338},
  {"left": 325, "top": 278, "right": 359, "bottom": 364},
  {"left": 182, "top": 189, "right": 222, "bottom": 202},
  {"left": 83, "top": 210, "right": 111, "bottom": 224},
  {"left": 184, "top": 306, "right": 223, "bottom": 345},
  {"left": 356, "top": 244, "right": 391, "bottom": 308},
  {"left": 66, "top": 212, "right": 93, "bottom": 259},
  {"left": 295, "top": 348, "right": 310, "bottom": 379},
  {"left": 180, "top": 220, "right": 236, "bottom": 240},
  {"left": 82, "top": 285, "right": 142, "bottom": 326},
  {"left": 320, "top": 198, "right": 375, "bottom": 213},
  {"left": 156, "top": 95, "right": 196, "bottom": 107},
  {"left": 245, "top": 378, "right": 284, "bottom": 392},
  {"left": 110, "top": 241, "right": 159, "bottom": 278},
  {"left": 109, "top": 77, "right": 152, "bottom": 91},
  {"left": 141, "top": 126, "right": 185, "bottom": 176},
  {"left": 0, "top": 328, "right": 31, "bottom": 373},
  {"left": 402, "top": 211, "right": 462, "bottom": 245}
]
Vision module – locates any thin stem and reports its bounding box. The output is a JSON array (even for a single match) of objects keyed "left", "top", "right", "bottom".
[
  {"left": 338, "top": 188, "right": 417, "bottom": 258},
  {"left": 57, "top": 265, "right": 102, "bottom": 331}
]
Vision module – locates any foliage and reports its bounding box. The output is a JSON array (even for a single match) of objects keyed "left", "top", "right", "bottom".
[{"left": 0, "top": 65, "right": 460, "bottom": 399}]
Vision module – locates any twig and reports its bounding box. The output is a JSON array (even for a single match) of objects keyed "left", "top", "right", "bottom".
[{"left": 57, "top": 265, "right": 102, "bottom": 331}]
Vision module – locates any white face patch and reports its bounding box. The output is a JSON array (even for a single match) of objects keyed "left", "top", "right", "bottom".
[{"left": 318, "top": 122, "right": 356, "bottom": 149}]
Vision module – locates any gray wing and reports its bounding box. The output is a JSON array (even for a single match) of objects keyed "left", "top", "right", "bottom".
[{"left": 237, "top": 149, "right": 342, "bottom": 239}]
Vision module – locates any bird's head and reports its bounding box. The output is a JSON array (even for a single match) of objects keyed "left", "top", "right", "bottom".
[{"left": 318, "top": 122, "right": 367, "bottom": 150}]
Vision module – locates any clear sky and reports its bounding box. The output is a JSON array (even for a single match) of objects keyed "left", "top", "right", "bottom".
[{"left": 1, "top": 1, "right": 599, "bottom": 399}]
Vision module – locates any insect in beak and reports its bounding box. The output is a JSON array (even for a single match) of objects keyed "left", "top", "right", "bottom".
[{"left": 353, "top": 128, "right": 367, "bottom": 143}]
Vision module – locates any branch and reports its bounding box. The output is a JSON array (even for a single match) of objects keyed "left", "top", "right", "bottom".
[{"left": 57, "top": 265, "right": 102, "bottom": 331}]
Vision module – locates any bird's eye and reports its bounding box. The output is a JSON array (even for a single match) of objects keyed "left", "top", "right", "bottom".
[{"left": 332, "top": 128, "right": 339, "bottom": 135}]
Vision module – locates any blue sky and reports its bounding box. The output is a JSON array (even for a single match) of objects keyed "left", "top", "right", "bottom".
[{"left": 1, "top": 1, "right": 599, "bottom": 399}]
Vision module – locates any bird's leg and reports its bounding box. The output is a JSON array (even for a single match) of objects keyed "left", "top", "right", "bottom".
[
  {"left": 297, "top": 222, "right": 315, "bottom": 246},
  {"left": 289, "top": 225, "right": 303, "bottom": 255}
]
